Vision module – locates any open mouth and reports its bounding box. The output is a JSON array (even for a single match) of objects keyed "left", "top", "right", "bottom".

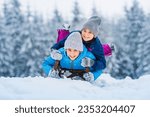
[{"left": 69, "top": 56, "right": 76, "bottom": 60}]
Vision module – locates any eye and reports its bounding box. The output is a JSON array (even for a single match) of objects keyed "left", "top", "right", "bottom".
[
  {"left": 83, "top": 30, "right": 86, "bottom": 33},
  {"left": 89, "top": 31, "right": 92, "bottom": 34},
  {"left": 68, "top": 48, "right": 71, "bottom": 52}
]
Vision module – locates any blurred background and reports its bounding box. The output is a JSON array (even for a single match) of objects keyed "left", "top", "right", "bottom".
[{"left": 0, "top": 0, "right": 149, "bottom": 79}]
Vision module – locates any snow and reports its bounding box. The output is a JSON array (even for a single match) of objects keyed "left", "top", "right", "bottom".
[{"left": 0, "top": 74, "right": 150, "bottom": 100}]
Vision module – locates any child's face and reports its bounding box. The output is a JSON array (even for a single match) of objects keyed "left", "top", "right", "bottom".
[
  {"left": 66, "top": 48, "right": 80, "bottom": 60},
  {"left": 81, "top": 28, "right": 94, "bottom": 41}
]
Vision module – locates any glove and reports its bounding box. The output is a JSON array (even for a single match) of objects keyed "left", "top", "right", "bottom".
[
  {"left": 50, "top": 49, "right": 62, "bottom": 60},
  {"left": 62, "top": 23, "right": 70, "bottom": 30},
  {"left": 48, "top": 69, "right": 60, "bottom": 78},
  {"left": 81, "top": 57, "right": 95, "bottom": 67},
  {"left": 83, "top": 72, "right": 94, "bottom": 82}
]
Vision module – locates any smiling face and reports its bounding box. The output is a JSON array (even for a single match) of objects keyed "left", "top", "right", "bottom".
[
  {"left": 81, "top": 28, "right": 94, "bottom": 41},
  {"left": 66, "top": 48, "right": 80, "bottom": 60}
]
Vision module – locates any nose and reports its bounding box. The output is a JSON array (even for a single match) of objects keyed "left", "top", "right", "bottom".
[
  {"left": 70, "top": 51, "right": 74, "bottom": 57},
  {"left": 84, "top": 32, "right": 89, "bottom": 37}
]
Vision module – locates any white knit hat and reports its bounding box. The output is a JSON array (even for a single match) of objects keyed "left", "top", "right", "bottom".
[
  {"left": 64, "top": 32, "right": 83, "bottom": 51},
  {"left": 82, "top": 16, "right": 101, "bottom": 37}
]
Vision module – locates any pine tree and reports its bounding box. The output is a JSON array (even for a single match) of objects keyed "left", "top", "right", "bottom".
[
  {"left": 0, "top": 13, "right": 7, "bottom": 76},
  {"left": 50, "top": 7, "right": 64, "bottom": 40},
  {"left": 108, "top": 18, "right": 133, "bottom": 79},
  {"left": 71, "top": 1, "right": 83, "bottom": 29},
  {"left": 91, "top": 3, "right": 98, "bottom": 16},
  {"left": 108, "top": 1, "right": 145, "bottom": 79},
  {"left": 124, "top": 0, "right": 145, "bottom": 79},
  {"left": 8, "top": 0, "right": 25, "bottom": 77},
  {"left": 136, "top": 15, "right": 150, "bottom": 76},
  {"left": 0, "top": 1, "right": 16, "bottom": 76},
  {"left": 24, "top": 12, "right": 47, "bottom": 76}
]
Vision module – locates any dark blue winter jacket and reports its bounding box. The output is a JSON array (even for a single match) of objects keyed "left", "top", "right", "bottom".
[
  {"left": 51, "top": 31, "right": 106, "bottom": 71},
  {"left": 42, "top": 46, "right": 102, "bottom": 80}
]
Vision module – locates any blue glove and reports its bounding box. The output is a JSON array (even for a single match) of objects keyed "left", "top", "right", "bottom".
[
  {"left": 50, "top": 49, "right": 62, "bottom": 60},
  {"left": 81, "top": 57, "right": 95, "bottom": 67},
  {"left": 83, "top": 72, "right": 94, "bottom": 82}
]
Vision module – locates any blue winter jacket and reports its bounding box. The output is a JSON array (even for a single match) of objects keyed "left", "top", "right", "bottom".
[
  {"left": 42, "top": 46, "right": 102, "bottom": 80},
  {"left": 52, "top": 31, "right": 106, "bottom": 71}
]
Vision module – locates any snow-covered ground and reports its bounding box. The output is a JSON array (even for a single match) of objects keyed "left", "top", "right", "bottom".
[{"left": 0, "top": 74, "right": 150, "bottom": 100}]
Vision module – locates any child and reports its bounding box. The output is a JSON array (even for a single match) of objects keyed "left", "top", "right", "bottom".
[
  {"left": 42, "top": 32, "right": 102, "bottom": 82},
  {"left": 51, "top": 16, "right": 106, "bottom": 72}
]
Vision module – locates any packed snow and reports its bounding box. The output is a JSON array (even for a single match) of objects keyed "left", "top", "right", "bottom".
[{"left": 0, "top": 74, "right": 150, "bottom": 100}]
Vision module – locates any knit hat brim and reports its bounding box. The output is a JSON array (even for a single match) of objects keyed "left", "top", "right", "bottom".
[
  {"left": 82, "top": 16, "right": 101, "bottom": 37},
  {"left": 64, "top": 32, "right": 83, "bottom": 51}
]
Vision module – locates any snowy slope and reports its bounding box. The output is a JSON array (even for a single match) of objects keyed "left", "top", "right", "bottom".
[{"left": 0, "top": 74, "right": 150, "bottom": 100}]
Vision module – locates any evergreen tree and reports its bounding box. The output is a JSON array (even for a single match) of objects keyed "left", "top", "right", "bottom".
[
  {"left": 124, "top": 0, "right": 145, "bottom": 79},
  {"left": 24, "top": 12, "right": 47, "bottom": 76},
  {"left": 136, "top": 15, "right": 150, "bottom": 76},
  {"left": 109, "top": 0, "right": 145, "bottom": 79},
  {"left": 18, "top": 5, "right": 34, "bottom": 76},
  {"left": 91, "top": 3, "right": 98, "bottom": 16},
  {"left": 71, "top": 1, "right": 83, "bottom": 29},
  {"left": 1, "top": 1, "right": 16, "bottom": 76},
  {"left": 108, "top": 18, "right": 133, "bottom": 79},
  {"left": 2, "top": 0, "right": 25, "bottom": 77},
  {"left": 50, "top": 7, "right": 63, "bottom": 40},
  {"left": 0, "top": 12, "right": 7, "bottom": 76}
]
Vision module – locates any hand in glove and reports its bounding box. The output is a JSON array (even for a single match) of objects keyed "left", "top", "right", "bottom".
[
  {"left": 83, "top": 72, "right": 94, "bottom": 82},
  {"left": 50, "top": 49, "right": 62, "bottom": 60},
  {"left": 48, "top": 69, "right": 60, "bottom": 78},
  {"left": 81, "top": 57, "right": 95, "bottom": 67}
]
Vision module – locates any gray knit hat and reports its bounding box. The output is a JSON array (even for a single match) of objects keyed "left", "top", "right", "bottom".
[
  {"left": 82, "top": 16, "right": 101, "bottom": 37},
  {"left": 64, "top": 32, "right": 83, "bottom": 51}
]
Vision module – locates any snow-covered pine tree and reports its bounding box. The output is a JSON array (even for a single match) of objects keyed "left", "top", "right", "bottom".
[
  {"left": 124, "top": 0, "right": 145, "bottom": 79},
  {"left": 0, "top": 0, "right": 24, "bottom": 76},
  {"left": 136, "top": 15, "right": 150, "bottom": 77},
  {"left": 108, "top": 18, "right": 133, "bottom": 79},
  {"left": 0, "top": 2, "right": 12, "bottom": 76},
  {"left": 0, "top": 12, "right": 7, "bottom": 76},
  {"left": 109, "top": 0, "right": 145, "bottom": 79},
  {"left": 17, "top": 5, "right": 35, "bottom": 77},
  {"left": 50, "top": 7, "right": 64, "bottom": 41},
  {"left": 3, "top": 0, "right": 25, "bottom": 77},
  {"left": 23, "top": 11, "right": 48, "bottom": 76},
  {"left": 71, "top": 1, "right": 83, "bottom": 30},
  {"left": 91, "top": 3, "right": 98, "bottom": 16}
]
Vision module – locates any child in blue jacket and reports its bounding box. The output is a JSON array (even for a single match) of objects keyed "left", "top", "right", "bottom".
[
  {"left": 42, "top": 32, "right": 102, "bottom": 82},
  {"left": 51, "top": 16, "right": 106, "bottom": 72}
]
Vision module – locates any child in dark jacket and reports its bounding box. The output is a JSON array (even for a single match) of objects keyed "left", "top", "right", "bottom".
[{"left": 51, "top": 16, "right": 106, "bottom": 72}]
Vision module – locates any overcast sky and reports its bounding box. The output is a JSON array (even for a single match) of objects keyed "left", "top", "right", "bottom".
[{"left": 0, "top": 0, "right": 150, "bottom": 20}]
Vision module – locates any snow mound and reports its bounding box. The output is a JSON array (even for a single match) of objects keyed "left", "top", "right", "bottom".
[{"left": 0, "top": 74, "right": 150, "bottom": 100}]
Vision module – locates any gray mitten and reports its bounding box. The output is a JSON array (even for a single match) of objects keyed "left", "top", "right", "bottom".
[
  {"left": 50, "top": 49, "right": 62, "bottom": 60},
  {"left": 83, "top": 72, "right": 94, "bottom": 82},
  {"left": 81, "top": 57, "right": 95, "bottom": 67},
  {"left": 48, "top": 69, "right": 60, "bottom": 78}
]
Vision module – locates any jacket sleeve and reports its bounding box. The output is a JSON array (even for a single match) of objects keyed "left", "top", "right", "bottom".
[
  {"left": 51, "top": 38, "right": 66, "bottom": 50},
  {"left": 91, "top": 69, "right": 103, "bottom": 80},
  {"left": 91, "top": 38, "right": 106, "bottom": 70},
  {"left": 87, "top": 52, "right": 102, "bottom": 80},
  {"left": 42, "top": 56, "right": 56, "bottom": 76}
]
